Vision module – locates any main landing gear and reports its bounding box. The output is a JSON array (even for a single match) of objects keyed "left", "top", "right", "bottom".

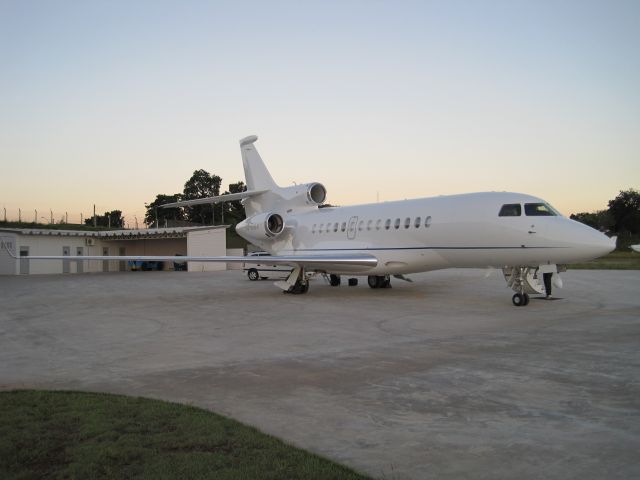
[
  {"left": 367, "top": 275, "right": 391, "bottom": 289},
  {"left": 279, "top": 266, "right": 310, "bottom": 294}
]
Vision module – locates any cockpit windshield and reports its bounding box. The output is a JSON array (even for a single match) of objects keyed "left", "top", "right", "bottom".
[
  {"left": 499, "top": 204, "right": 522, "bottom": 216},
  {"left": 524, "top": 203, "right": 559, "bottom": 216}
]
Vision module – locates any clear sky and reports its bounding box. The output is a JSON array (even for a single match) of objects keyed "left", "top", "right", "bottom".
[{"left": 1, "top": 0, "right": 638, "bottom": 226}]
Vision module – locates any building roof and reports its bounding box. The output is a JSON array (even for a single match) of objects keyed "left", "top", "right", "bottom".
[{"left": 0, "top": 225, "right": 227, "bottom": 241}]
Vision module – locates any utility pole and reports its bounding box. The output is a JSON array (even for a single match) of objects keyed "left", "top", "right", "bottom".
[
  {"left": 93, "top": 204, "right": 96, "bottom": 228},
  {"left": 19, "top": 208, "right": 21, "bottom": 222},
  {"left": 50, "top": 209, "right": 53, "bottom": 224},
  {"left": 65, "top": 212, "right": 68, "bottom": 224},
  {"left": 80, "top": 213, "right": 83, "bottom": 224},
  {"left": 3, "top": 207, "right": 6, "bottom": 222},
  {"left": 34, "top": 210, "right": 37, "bottom": 223},
  {"left": 134, "top": 216, "right": 139, "bottom": 229}
]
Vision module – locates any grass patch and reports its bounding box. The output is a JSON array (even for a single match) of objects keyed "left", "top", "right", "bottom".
[
  {"left": 0, "top": 390, "right": 371, "bottom": 480},
  {"left": 569, "top": 250, "right": 640, "bottom": 270}
]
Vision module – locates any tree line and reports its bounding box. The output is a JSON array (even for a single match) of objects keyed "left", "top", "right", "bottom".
[
  {"left": 571, "top": 189, "right": 640, "bottom": 249},
  {"left": 144, "top": 170, "right": 247, "bottom": 228}
]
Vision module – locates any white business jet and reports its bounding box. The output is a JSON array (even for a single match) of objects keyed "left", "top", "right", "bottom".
[{"left": 13, "top": 135, "right": 616, "bottom": 306}]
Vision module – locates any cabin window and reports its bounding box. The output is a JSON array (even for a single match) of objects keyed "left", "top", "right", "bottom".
[
  {"left": 358, "top": 220, "right": 364, "bottom": 231},
  {"left": 333, "top": 222, "right": 339, "bottom": 232},
  {"left": 376, "top": 219, "right": 382, "bottom": 230},
  {"left": 312, "top": 224, "right": 316, "bottom": 233},
  {"left": 525, "top": 203, "right": 558, "bottom": 216},
  {"left": 425, "top": 216, "right": 432, "bottom": 227},
  {"left": 499, "top": 204, "right": 522, "bottom": 217},
  {"left": 394, "top": 218, "right": 400, "bottom": 229},
  {"left": 367, "top": 220, "right": 373, "bottom": 231},
  {"left": 404, "top": 217, "right": 411, "bottom": 229},
  {"left": 385, "top": 219, "right": 391, "bottom": 230},
  {"left": 341, "top": 222, "right": 346, "bottom": 232},
  {"left": 414, "top": 217, "right": 421, "bottom": 228},
  {"left": 319, "top": 223, "right": 324, "bottom": 233}
]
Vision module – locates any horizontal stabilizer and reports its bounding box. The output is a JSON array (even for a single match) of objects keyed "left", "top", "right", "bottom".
[{"left": 161, "top": 190, "right": 267, "bottom": 208}]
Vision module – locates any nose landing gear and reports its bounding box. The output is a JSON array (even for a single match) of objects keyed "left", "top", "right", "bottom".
[
  {"left": 512, "top": 292, "right": 530, "bottom": 306},
  {"left": 503, "top": 266, "right": 542, "bottom": 307}
]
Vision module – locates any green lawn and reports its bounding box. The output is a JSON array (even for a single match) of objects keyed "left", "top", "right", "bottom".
[
  {"left": 569, "top": 250, "right": 640, "bottom": 270},
  {"left": 0, "top": 390, "right": 371, "bottom": 480}
]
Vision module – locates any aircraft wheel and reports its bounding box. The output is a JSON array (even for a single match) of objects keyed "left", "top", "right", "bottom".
[
  {"left": 329, "top": 274, "right": 341, "bottom": 286},
  {"left": 523, "top": 293, "right": 530, "bottom": 306},
  {"left": 512, "top": 293, "right": 526, "bottom": 306},
  {"left": 368, "top": 276, "right": 380, "bottom": 289},
  {"left": 247, "top": 269, "right": 259, "bottom": 281}
]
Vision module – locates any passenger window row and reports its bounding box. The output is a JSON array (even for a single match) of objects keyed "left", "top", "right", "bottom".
[{"left": 311, "top": 216, "right": 432, "bottom": 234}]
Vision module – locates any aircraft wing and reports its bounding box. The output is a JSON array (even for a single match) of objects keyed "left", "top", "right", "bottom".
[
  {"left": 161, "top": 190, "right": 267, "bottom": 208},
  {"left": 10, "top": 252, "right": 378, "bottom": 271}
]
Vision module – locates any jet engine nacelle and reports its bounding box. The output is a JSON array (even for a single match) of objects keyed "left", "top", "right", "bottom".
[
  {"left": 237, "top": 212, "right": 286, "bottom": 241},
  {"left": 279, "top": 182, "right": 327, "bottom": 207}
]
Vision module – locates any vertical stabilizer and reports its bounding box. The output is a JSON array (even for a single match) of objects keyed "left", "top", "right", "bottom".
[{"left": 240, "top": 135, "right": 278, "bottom": 191}]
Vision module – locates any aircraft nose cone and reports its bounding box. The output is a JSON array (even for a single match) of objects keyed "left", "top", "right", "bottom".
[{"left": 584, "top": 229, "right": 616, "bottom": 258}]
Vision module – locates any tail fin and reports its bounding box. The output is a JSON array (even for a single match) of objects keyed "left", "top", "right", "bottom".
[{"left": 240, "top": 135, "right": 278, "bottom": 191}]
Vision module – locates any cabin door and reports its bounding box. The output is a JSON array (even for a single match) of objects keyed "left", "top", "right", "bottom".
[{"left": 347, "top": 216, "right": 358, "bottom": 240}]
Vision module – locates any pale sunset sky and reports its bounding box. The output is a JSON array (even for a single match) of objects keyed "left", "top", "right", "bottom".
[{"left": 1, "top": 0, "right": 638, "bottom": 226}]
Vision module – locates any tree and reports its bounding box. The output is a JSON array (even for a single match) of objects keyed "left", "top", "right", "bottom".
[
  {"left": 85, "top": 210, "right": 124, "bottom": 228},
  {"left": 183, "top": 169, "right": 221, "bottom": 224},
  {"left": 608, "top": 189, "right": 640, "bottom": 235},
  {"left": 222, "top": 181, "right": 247, "bottom": 225},
  {"left": 144, "top": 194, "right": 185, "bottom": 228}
]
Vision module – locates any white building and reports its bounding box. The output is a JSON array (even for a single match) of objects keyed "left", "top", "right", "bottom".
[{"left": 0, "top": 226, "right": 242, "bottom": 275}]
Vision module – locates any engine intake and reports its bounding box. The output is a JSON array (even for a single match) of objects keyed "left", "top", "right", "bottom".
[
  {"left": 265, "top": 213, "right": 284, "bottom": 237},
  {"left": 306, "top": 183, "right": 326, "bottom": 205}
]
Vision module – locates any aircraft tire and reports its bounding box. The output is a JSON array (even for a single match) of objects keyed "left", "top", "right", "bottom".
[
  {"left": 329, "top": 274, "right": 341, "bottom": 287},
  {"left": 512, "top": 293, "right": 526, "bottom": 307},
  {"left": 523, "top": 293, "right": 530, "bottom": 306},
  {"left": 368, "top": 276, "right": 380, "bottom": 289}
]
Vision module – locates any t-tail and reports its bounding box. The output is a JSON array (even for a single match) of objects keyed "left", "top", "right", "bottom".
[{"left": 161, "top": 135, "right": 327, "bottom": 243}]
